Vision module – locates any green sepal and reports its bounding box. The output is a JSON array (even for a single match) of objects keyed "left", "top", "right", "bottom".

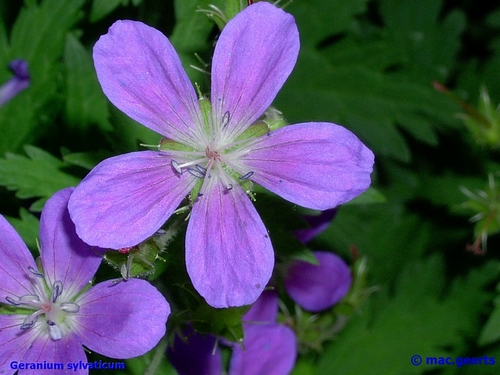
[
  {"left": 104, "top": 228, "right": 174, "bottom": 280},
  {"left": 159, "top": 137, "right": 195, "bottom": 152},
  {"left": 262, "top": 106, "right": 287, "bottom": 132},
  {"left": 191, "top": 303, "right": 248, "bottom": 343},
  {"left": 234, "top": 123, "right": 270, "bottom": 144},
  {"left": 225, "top": 0, "right": 246, "bottom": 21},
  {"left": 0, "top": 304, "right": 33, "bottom": 316}
]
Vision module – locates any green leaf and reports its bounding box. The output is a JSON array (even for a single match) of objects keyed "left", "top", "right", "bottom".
[
  {"left": 63, "top": 33, "right": 112, "bottom": 133},
  {"left": 0, "top": 0, "right": 87, "bottom": 154},
  {"left": 287, "top": 0, "right": 370, "bottom": 47},
  {"left": 90, "top": 0, "right": 124, "bottom": 23},
  {"left": 0, "top": 145, "right": 81, "bottom": 211},
  {"left": 478, "top": 283, "right": 500, "bottom": 346},
  {"left": 170, "top": 0, "right": 224, "bottom": 85},
  {"left": 316, "top": 255, "right": 499, "bottom": 374},
  {"left": 5, "top": 208, "right": 40, "bottom": 252},
  {"left": 276, "top": 50, "right": 460, "bottom": 162},
  {"left": 345, "top": 187, "right": 386, "bottom": 205}
]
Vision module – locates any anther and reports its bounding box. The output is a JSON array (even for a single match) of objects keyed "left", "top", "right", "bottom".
[
  {"left": 60, "top": 302, "right": 80, "bottom": 313},
  {"left": 195, "top": 164, "right": 207, "bottom": 174},
  {"left": 239, "top": 171, "right": 254, "bottom": 180},
  {"left": 187, "top": 167, "right": 206, "bottom": 179},
  {"left": 222, "top": 111, "right": 230, "bottom": 127},
  {"left": 21, "top": 312, "right": 40, "bottom": 329},
  {"left": 5, "top": 296, "right": 21, "bottom": 306},
  {"left": 28, "top": 266, "right": 44, "bottom": 278},
  {"left": 52, "top": 281, "right": 63, "bottom": 303},
  {"left": 171, "top": 159, "right": 182, "bottom": 174},
  {"left": 19, "top": 294, "right": 40, "bottom": 304},
  {"left": 47, "top": 320, "right": 62, "bottom": 341}
]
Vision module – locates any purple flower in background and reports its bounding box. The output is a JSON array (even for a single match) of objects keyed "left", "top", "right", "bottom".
[
  {"left": 0, "top": 59, "right": 30, "bottom": 106},
  {"left": 168, "top": 291, "right": 296, "bottom": 375},
  {"left": 294, "top": 209, "right": 337, "bottom": 244},
  {"left": 284, "top": 251, "right": 351, "bottom": 312},
  {"left": 0, "top": 188, "right": 170, "bottom": 374},
  {"left": 68, "top": 2, "right": 374, "bottom": 308}
]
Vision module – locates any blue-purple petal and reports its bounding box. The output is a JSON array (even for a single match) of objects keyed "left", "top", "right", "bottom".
[
  {"left": 167, "top": 326, "right": 222, "bottom": 375},
  {"left": 242, "top": 122, "right": 374, "bottom": 210},
  {"left": 74, "top": 279, "right": 170, "bottom": 358},
  {"left": 0, "top": 215, "right": 38, "bottom": 302},
  {"left": 93, "top": 20, "right": 202, "bottom": 145},
  {"left": 40, "top": 188, "right": 103, "bottom": 298},
  {"left": 284, "top": 251, "right": 351, "bottom": 312},
  {"left": 243, "top": 290, "right": 278, "bottom": 324},
  {"left": 211, "top": 2, "right": 299, "bottom": 138},
  {"left": 69, "top": 151, "right": 195, "bottom": 249},
  {"left": 186, "top": 178, "right": 273, "bottom": 308},
  {"left": 0, "top": 59, "right": 30, "bottom": 106},
  {"left": 293, "top": 209, "right": 337, "bottom": 244},
  {"left": 229, "top": 324, "right": 296, "bottom": 375}
]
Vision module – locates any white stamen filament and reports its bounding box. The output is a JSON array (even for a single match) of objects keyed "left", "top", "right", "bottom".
[{"left": 5, "top": 268, "right": 81, "bottom": 342}]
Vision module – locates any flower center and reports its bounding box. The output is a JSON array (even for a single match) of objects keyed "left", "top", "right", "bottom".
[{"left": 5, "top": 266, "right": 80, "bottom": 341}]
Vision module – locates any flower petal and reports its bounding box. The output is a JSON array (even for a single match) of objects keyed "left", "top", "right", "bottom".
[
  {"left": 167, "top": 326, "right": 222, "bottom": 375},
  {"left": 243, "top": 290, "right": 278, "bottom": 324},
  {"left": 19, "top": 334, "right": 87, "bottom": 375},
  {"left": 0, "top": 215, "right": 37, "bottom": 301},
  {"left": 211, "top": 2, "right": 299, "bottom": 137},
  {"left": 186, "top": 179, "right": 273, "bottom": 308},
  {"left": 293, "top": 209, "right": 337, "bottom": 244},
  {"left": 69, "top": 151, "right": 195, "bottom": 249},
  {"left": 40, "top": 188, "right": 103, "bottom": 298},
  {"left": 0, "top": 59, "right": 30, "bottom": 107},
  {"left": 74, "top": 279, "right": 170, "bottom": 358},
  {"left": 0, "top": 315, "right": 36, "bottom": 374},
  {"left": 229, "top": 324, "right": 296, "bottom": 375},
  {"left": 242, "top": 123, "right": 374, "bottom": 210},
  {"left": 284, "top": 251, "right": 351, "bottom": 312},
  {"left": 93, "top": 20, "right": 202, "bottom": 144}
]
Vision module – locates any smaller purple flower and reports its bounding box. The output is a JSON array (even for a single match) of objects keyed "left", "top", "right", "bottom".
[
  {"left": 0, "top": 188, "right": 170, "bottom": 375},
  {"left": 294, "top": 209, "right": 337, "bottom": 244},
  {"left": 168, "top": 291, "right": 296, "bottom": 375},
  {"left": 284, "top": 251, "right": 351, "bottom": 312},
  {"left": 0, "top": 59, "right": 30, "bottom": 106}
]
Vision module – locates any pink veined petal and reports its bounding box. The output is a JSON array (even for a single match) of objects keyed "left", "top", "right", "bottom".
[
  {"left": 242, "top": 122, "right": 375, "bottom": 210},
  {"left": 74, "top": 279, "right": 170, "bottom": 358},
  {"left": 0, "top": 315, "right": 37, "bottom": 375},
  {"left": 211, "top": 2, "right": 299, "bottom": 138},
  {"left": 284, "top": 251, "right": 352, "bottom": 312},
  {"left": 229, "top": 324, "right": 297, "bottom": 375},
  {"left": 40, "top": 188, "right": 103, "bottom": 298},
  {"left": 186, "top": 178, "right": 274, "bottom": 308},
  {"left": 19, "top": 334, "right": 87, "bottom": 375},
  {"left": 243, "top": 290, "right": 278, "bottom": 324},
  {"left": 93, "top": 20, "right": 202, "bottom": 145},
  {"left": 0, "top": 215, "right": 37, "bottom": 301},
  {"left": 68, "top": 151, "right": 196, "bottom": 249}
]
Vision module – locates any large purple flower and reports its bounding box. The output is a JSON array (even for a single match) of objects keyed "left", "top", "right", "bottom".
[
  {"left": 68, "top": 2, "right": 374, "bottom": 308},
  {"left": 0, "top": 188, "right": 170, "bottom": 375}
]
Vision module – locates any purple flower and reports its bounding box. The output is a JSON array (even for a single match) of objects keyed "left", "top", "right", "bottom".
[
  {"left": 168, "top": 291, "right": 296, "bottom": 375},
  {"left": 284, "top": 251, "right": 351, "bottom": 312},
  {"left": 68, "top": 2, "right": 374, "bottom": 308},
  {"left": 294, "top": 209, "right": 337, "bottom": 244},
  {"left": 0, "top": 188, "right": 170, "bottom": 374},
  {"left": 0, "top": 59, "right": 30, "bottom": 106}
]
